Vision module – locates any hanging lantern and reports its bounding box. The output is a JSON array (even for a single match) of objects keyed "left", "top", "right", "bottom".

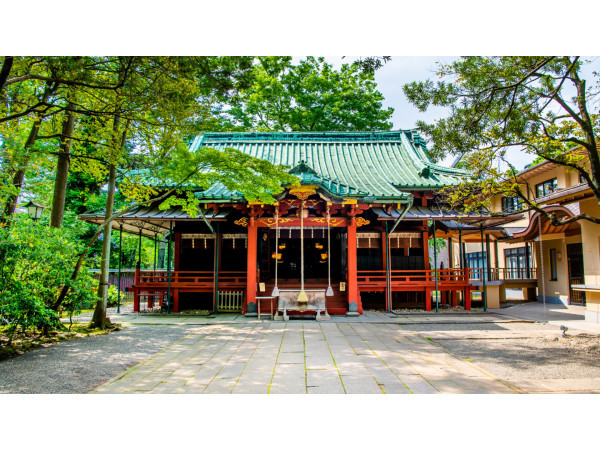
[
  {"left": 272, "top": 207, "right": 280, "bottom": 297},
  {"left": 315, "top": 242, "right": 323, "bottom": 249},
  {"left": 25, "top": 200, "right": 44, "bottom": 221},
  {"left": 326, "top": 207, "right": 333, "bottom": 297},
  {"left": 320, "top": 252, "right": 328, "bottom": 260}
]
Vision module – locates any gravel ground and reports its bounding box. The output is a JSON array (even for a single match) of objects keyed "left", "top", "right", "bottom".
[
  {"left": 0, "top": 325, "right": 196, "bottom": 394},
  {"left": 400, "top": 322, "right": 600, "bottom": 381}
]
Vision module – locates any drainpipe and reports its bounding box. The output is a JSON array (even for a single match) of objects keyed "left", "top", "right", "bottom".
[
  {"left": 153, "top": 233, "right": 158, "bottom": 271},
  {"left": 433, "top": 220, "right": 438, "bottom": 313},
  {"left": 117, "top": 222, "right": 123, "bottom": 314},
  {"left": 214, "top": 222, "right": 220, "bottom": 313},
  {"left": 198, "top": 206, "right": 216, "bottom": 235},
  {"left": 480, "top": 223, "right": 487, "bottom": 312},
  {"left": 167, "top": 221, "right": 173, "bottom": 314},
  {"left": 137, "top": 228, "right": 143, "bottom": 269},
  {"left": 385, "top": 221, "right": 391, "bottom": 312},
  {"left": 386, "top": 196, "right": 413, "bottom": 312}
]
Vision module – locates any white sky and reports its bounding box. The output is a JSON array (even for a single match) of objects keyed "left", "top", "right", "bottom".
[{"left": 323, "top": 56, "right": 596, "bottom": 170}]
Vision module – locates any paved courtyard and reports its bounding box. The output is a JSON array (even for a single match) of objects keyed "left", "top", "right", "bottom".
[{"left": 93, "top": 321, "right": 521, "bottom": 394}]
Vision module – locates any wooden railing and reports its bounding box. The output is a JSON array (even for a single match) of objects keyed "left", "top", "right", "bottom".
[
  {"left": 468, "top": 268, "right": 537, "bottom": 281},
  {"left": 357, "top": 268, "right": 470, "bottom": 288},
  {"left": 136, "top": 270, "right": 248, "bottom": 287}
]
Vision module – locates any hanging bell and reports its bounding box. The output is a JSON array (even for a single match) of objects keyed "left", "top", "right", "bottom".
[
  {"left": 272, "top": 286, "right": 280, "bottom": 296},
  {"left": 326, "top": 286, "right": 334, "bottom": 296}
]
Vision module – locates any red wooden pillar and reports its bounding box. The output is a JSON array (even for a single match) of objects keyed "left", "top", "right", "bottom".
[
  {"left": 173, "top": 289, "right": 180, "bottom": 313},
  {"left": 133, "top": 267, "right": 140, "bottom": 312},
  {"left": 425, "top": 287, "right": 432, "bottom": 311},
  {"left": 174, "top": 232, "right": 181, "bottom": 271},
  {"left": 347, "top": 218, "right": 361, "bottom": 315},
  {"left": 246, "top": 218, "right": 258, "bottom": 315},
  {"left": 382, "top": 230, "right": 389, "bottom": 310},
  {"left": 422, "top": 225, "right": 430, "bottom": 270}
]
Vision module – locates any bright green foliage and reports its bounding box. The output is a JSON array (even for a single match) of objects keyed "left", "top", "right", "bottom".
[
  {"left": 403, "top": 57, "right": 600, "bottom": 223},
  {"left": 125, "top": 145, "right": 299, "bottom": 212},
  {"left": 223, "top": 56, "right": 394, "bottom": 132},
  {"left": 429, "top": 237, "right": 447, "bottom": 256},
  {"left": 0, "top": 217, "right": 97, "bottom": 336}
]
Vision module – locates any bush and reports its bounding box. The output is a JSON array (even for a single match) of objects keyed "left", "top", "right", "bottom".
[
  {"left": 0, "top": 217, "right": 98, "bottom": 333},
  {"left": 106, "top": 285, "right": 120, "bottom": 308}
]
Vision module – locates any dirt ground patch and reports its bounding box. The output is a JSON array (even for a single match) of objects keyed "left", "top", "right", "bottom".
[{"left": 434, "top": 332, "right": 600, "bottom": 382}]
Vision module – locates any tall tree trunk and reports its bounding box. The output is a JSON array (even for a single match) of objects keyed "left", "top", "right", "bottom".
[
  {"left": 0, "top": 56, "right": 14, "bottom": 94},
  {"left": 2, "top": 115, "right": 44, "bottom": 221},
  {"left": 90, "top": 113, "right": 123, "bottom": 329},
  {"left": 90, "top": 162, "right": 117, "bottom": 329},
  {"left": 49, "top": 101, "right": 75, "bottom": 228},
  {"left": 2, "top": 82, "right": 53, "bottom": 223}
]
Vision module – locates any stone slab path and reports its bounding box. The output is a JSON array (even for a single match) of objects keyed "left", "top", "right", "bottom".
[{"left": 92, "top": 322, "right": 521, "bottom": 394}]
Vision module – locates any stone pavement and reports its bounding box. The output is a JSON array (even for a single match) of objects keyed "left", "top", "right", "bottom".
[
  {"left": 92, "top": 321, "right": 521, "bottom": 394},
  {"left": 491, "top": 302, "right": 600, "bottom": 334}
]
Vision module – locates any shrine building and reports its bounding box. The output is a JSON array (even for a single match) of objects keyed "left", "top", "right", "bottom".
[{"left": 81, "top": 131, "right": 520, "bottom": 317}]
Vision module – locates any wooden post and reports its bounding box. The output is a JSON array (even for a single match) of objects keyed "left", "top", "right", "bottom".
[
  {"left": 423, "top": 225, "right": 429, "bottom": 269},
  {"left": 246, "top": 218, "right": 258, "bottom": 315},
  {"left": 117, "top": 223, "right": 122, "bottom": 313},
  {"left": 174, "top": 232, "right": 181, "bottom": 271},
  {"left": 167, "top": 221, "right": 173, "bottom": 314},
  {"left": 383, "top": 228, "right": 390, "bottom": 311},
  {"left": 459, "top": 229, "right": 463, "bottom": 269},
  {"left": 214, "top": 222, "right": 220, "bottom": 313},
  {"left": 347, "top": 218, "right": 360, "bottom": 315},
  {"left": 448, "top": 237, "right": 453, "bottom": 268},
  {"left": 381, "top": 231, "right": 387, "bottom": 270},
  {"left": 494, "top": 239, "right": 499, "bottom": 278},
  {"left": 425, "top": 287, "right": 432, "bottom": 311},
  {"left": 133, "top": 266, "right": 140, "bottom": 312}
]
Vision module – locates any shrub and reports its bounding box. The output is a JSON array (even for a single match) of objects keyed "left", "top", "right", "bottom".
[{"left": 0, "top": 217, "right": 98, "bottom": 333}]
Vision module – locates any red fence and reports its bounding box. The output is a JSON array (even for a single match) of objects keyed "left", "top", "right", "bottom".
[{"left": 357, "top": 268, "right": 470, "bottom": 289}]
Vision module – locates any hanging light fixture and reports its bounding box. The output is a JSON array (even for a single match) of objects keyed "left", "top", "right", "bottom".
[
  {"left": 326, "top": 207, "right": 334, "bottom": 297},
  {"left": 278, "top": 242, "right": 286, "bottom": 250},
  {"left": 272, "top": 206, "right": 280, "bottom": 296}
]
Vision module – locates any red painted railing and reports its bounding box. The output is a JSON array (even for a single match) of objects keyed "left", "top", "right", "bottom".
[
  {"left": 357, "top": 268, "right": 470, "bottom": 288},
  {"left": 136, "top": 270, "right": 247, "bottom": 287}
]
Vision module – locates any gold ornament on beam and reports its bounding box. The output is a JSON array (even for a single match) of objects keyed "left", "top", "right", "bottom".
[
  {"left": 356, "top": 217, "right": 370, "bottom": 227},
  {"left": 234, "top": 217, "right": 249, "bottom": 228},
  {"left": 289, "top": 185, "right": 318, "bottom": 200}
]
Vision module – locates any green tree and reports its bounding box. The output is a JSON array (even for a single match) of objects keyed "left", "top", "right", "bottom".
[
  {"left": 403, "top": 56, "right": 600, "bottom": 225},
  {"left": 1, "top": 56, "right": 297, "bottom": 330},
  {"left": 223, "top": 56, "right": 394, "bottom": 132}
]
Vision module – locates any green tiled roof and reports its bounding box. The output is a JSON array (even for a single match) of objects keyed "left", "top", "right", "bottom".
[
  {"left": 129, "top": 131, "right": 467, "bottom": 202},
  {"left": 188, "top": 131, "right": 467, "bottom": 201}
]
